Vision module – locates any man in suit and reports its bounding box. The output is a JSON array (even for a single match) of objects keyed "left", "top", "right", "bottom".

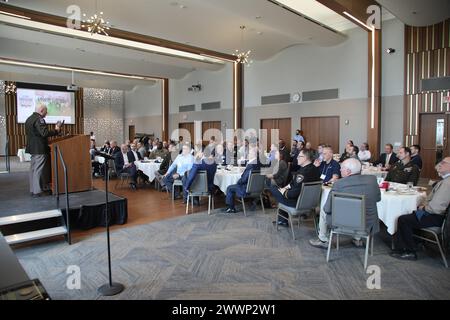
[
  {"left": 385, "top": 147, "right": 420, "bottom": 186},
  {"left": 391, "top": 157, "right": 450, "bottom": 261},
  {"left": 114, "top": 144, "right": 139, "bottom": 189},
  {"left": 129, "top": 143, "right": 143, "bottom": 161},
  {"left": 183, "top": 152, "right": 218, "bottom": 205},
  {"left": 25, "top": 105, "right": 62, "bottom": 197},
  {"left": 100, "top": 140, "right": 111, "bottom": 154},
  {"left": 154, "top": 142, "right": 177, "bottom": 190},
  {"left": 269, "top": 149, "right": 321, "bottom": 226},
  {"left": 373, "top": 143, "right": 398, "bottom": 168},
  {"left": 310, "top": 158, "right": 381, "bottom": 249},
  {"left": 223, "top": 147, "right": 261, "bottom": 214},
  {"left": 410, "top": 144, "right": 423, "bottom": 170},
  {"left": 109, "top": 140, "right": 121, "bottom": 156}
]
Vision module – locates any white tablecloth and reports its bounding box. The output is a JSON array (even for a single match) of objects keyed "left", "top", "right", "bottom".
[
  {"left": 135, "top": 161, "right": 161, "bottom": 182},
  {"left": 17, "top": 149, "right": 31, "bottom": 162},
  {"left": 214, "top": 167, "right": 245, "bottom": 193},
  {"left": 320, "top": 183, "right": 427, "bottom": 235}
]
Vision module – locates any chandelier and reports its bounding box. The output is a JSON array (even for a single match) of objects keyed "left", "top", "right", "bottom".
[
  {"left": 234, "top": 26, "right": 253, "bottom": 67},
  {"left": 81, "top": 1, "right": 110, "bottom": 36},
  {"left": 3, "top": 82, "right": 16, "bottom": 95}
]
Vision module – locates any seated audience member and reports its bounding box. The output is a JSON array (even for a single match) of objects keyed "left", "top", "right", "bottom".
[
  {"left": 89, "top": 139, "right": 97, "bottom": 159},
  {"left": 137, "top": 142, "right": 146, "bottom": 159},
  {"left": 266, "top": 144, "right": 276, "bottom": 164},
  {"left": 278, "top": 140, "right": 290, "bottom": 163},
  {"left": 410, "top": 144, "right": 423, "bottom": 170},
  {"left": 150, "top": 142, "right": 169, "bottom": 160},
  {"left": 90, "top": 131, "right": 96, "bottom": 141},
  {"left": 290, "top": 140, "right": 300, "bottom": 162},
  {"left": 129, "top": 143, "right": 143, "bottom": 161},
  {"left": 314, "top": 146, "right": 341, "bottom": 184},
  {"left": 163, "top": 144, "right": 194, "bottom": 199},
  {"left": 238, "top": 139, "right": 250, "bottom": 160},
  {"left": 155, "top": 142, "right": 177, "bottom": 189},
  {"left": 349, "top": 145, "right": 360, "bottom": 161},
  {"left": 150, "top": 140, "right": 158, "bottom": 152},
  {"left": 204, "top": 136, "right": 217, "bottom": 157},
  {"left": 100, "top": 140, "right": 111, "bottom": 153},
  {"left": 309, "top": 158, "right": 381, "bottom": 248},
  {"left": 269, "top": 149, "right": 321, "bottom": 226},
  {"left": 293, "top": 129, "right": 305, "bottom": 143},
  {"left": 224, "top": 140, "right": 237, "bottom": 166},
  {"left": 305, "top": 142, "right": 312, "bottom": 150},
  {"left": 265, "top": 151, "right": 289, "bottom": 188},
  {"left": 214, "top": 143, "right": 226, "bottom": 165},
  {"left": 183, "top": 152, "right": 218, "bottom": 205},
  {"left": 385, "top": 147, "right": 420, "bottom": 186},
  {"left": 391, "top": 157, "right": 450, "bottom": 261},
  {"left": 358, "top": 143, "right": 372, "bottom": 162},
  {"left": 223, "top": 147, "right": 261, "bottom": 214},
  {"left": 90, "top": 140, "right": 101, "bottom": 177},
  {"left": 114, "top": 144, "right": 139, "bottom": 189},
  {"left": 373, "top": 143, "right": 398, "bottom": 168},
  {"left": 125, "top": 139, "right": 131, "bottom": 151},
  {"left": 162, "top": 141, "right": 169, "bottom": 150},
  {"left": 339, "top": 142, "right": 353, "bottom": 163},
  {"left": 110, "top": 140, "right": 121, "bottom": 156},
  {"left": 316, "top": 144, "right": 325, "bottom": 162}
]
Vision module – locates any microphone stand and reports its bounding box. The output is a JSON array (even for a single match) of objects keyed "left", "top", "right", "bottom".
[{"left": 95, "top": 151, "right": 125, "bottom": 296}]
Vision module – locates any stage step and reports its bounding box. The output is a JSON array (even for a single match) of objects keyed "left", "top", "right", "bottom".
[
  {"left": 5, "top": 226, "right": 67, "bottom": 245},
  {"left": 0, "top": 210, "right": 63, "bottom": 226}
]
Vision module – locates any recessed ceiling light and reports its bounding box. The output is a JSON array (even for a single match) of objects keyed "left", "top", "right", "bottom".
[
  {"left": 257, "top": 31, "right": 263, "bottom": 35},
  {"left": 179, "top": 5, "right": 187, "bottom": 9},
  {"left": 255, "top": 16, "right": 262, "bottom": 19}
]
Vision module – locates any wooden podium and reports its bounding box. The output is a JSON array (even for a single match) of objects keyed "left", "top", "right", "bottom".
[{"left": 49, "top": 135, "right": 92, "bottom": 194}]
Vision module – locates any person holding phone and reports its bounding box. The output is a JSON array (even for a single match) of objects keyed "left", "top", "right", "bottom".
[{"left": 25, "top": 106, "right": 63, "bottom": 197}]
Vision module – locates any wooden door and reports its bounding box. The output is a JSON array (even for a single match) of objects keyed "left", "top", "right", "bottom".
[
  {"left": 128, "top": 125, "right": 135, "bottom": 141},
  {"left": 202, "top": 121, "right": 222, "bottom": 145},
  {"left": 260, "top": 118, "right": 292, "bottom": 152},
  {"left": 301, "top": 116, "right": 340, "bottom": 152},
  {"left": 178, "top": 122, "right": 195, "bottom": 144},
  {"left": 419, "top": 113, "right": 450, "bottom": 179}
]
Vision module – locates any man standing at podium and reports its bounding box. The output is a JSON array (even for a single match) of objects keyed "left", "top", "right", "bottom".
[{"left": 25, "top": 105, "right": 62, "bottom": 197}]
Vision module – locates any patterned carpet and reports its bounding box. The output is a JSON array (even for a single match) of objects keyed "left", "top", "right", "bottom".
[{"left": 13, "top": 208, "right": 450, "bottom": 300}]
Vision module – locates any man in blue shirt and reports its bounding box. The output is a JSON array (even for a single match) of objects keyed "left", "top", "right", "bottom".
[
  {"left": 314, "top": 146, "right": 341, "bottom": 184},
  {"left": 183, "top": 152, "right": 218, "bottom": 205},
  {"left": 293, "top": 129, "right": 305, "bottom": 143},
  {"left": 163, "top": 144, "right": 194, "bottom": 199}
]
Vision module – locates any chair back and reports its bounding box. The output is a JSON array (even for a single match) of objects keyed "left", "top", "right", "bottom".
[
  {"left": 443, "top": 205, "right": 450, "bottom": 251},
  {"left": 295, "top": 181, "right": 323, "bottom": 212},
  {"left": 189, "top": 171, "right": 209, "bottom": 194},
  {"left": 246, "top": 171, "right": 266, "bottom": 195},
  {"left": 331, "top": 192, "right": 366, "bottom": 235}
]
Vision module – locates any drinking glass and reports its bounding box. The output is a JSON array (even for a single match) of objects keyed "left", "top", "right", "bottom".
[{"left": 407, "top": 182, "right": 413, "bottom": 191}]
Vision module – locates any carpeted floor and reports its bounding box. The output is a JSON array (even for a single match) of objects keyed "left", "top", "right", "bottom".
[{"left": 13, "top": 210, "right": 450, "bottom": 300}]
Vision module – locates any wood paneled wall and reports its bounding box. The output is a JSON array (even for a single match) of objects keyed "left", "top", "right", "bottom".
[
  {"left": 404, "top": 19, "right": 450, "bottom": 147},
  {"left": 5, "top": 85, "right": 84, "bottom": 155}
]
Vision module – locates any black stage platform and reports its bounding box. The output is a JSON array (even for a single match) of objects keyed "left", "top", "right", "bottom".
[{"left": 0, "top": 172, "right": 127, "bottom": 232}]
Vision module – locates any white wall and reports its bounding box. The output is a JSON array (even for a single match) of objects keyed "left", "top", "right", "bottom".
[
  {"left": 244, "top": 27, "right": 368, "bottom": 107},
  {"left": 120, "top": 19, "right": 406, "bottom": 149},
  {"left": 381, "top": 18, "right": 405, "bottom": 149},
  {"left": 170, "top": 64, "right": 233, "bottom": 113}
]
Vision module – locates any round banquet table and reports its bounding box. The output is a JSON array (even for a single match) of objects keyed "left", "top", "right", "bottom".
[
  {"left": 135, "top": 160, "right": 161, "bottom": 182},
  {"left": 320, "top": 183, "right": 427, "bottom": 235},
  {"left": 361, "top": 166, "right": 388, "bottom": 179},
  {"left": 213, "top": 166, "right": 245, "bottom": 193}
]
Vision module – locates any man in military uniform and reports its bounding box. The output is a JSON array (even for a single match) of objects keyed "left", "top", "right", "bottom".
[
  {"left": 385, "top": 147, "right": 420, "bottom": 186},
  {"left": 149, "top": 142, "right": 169, "bottom": 160},
  {"left": 25, "top": 105, "right": 62, "bottom": 197},
  {"left": 269, "top": 149, "right": 321, "bottom": 226}
]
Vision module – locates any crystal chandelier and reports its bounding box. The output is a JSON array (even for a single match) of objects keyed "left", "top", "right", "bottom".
[
  {"left": 234, "top": 26, "right": 253, "bottom": 67},
  {"left": 3, "top": 82, "right": 16, "bottom": 95},
  {"left": 81, "top": 1, "right": 110, "bottom": 36}
]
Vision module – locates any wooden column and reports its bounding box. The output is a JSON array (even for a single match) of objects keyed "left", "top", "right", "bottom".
[
  {"left": 162, "top": 79, "right": 169, "bottom": 141},
  {"left": 368, "top": 28, "right": 382, "bottom": 158},
  {"left": 233, "top": 62, "right": 243, "bottom": 130}
]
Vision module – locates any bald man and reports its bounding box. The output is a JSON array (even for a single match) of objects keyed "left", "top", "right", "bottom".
[{"left": 25, "top": 106, "right": 62, "bottom": 197}]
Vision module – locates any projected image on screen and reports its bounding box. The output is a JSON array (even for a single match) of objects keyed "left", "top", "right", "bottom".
[{"left": 17, "top": 88, "right": 76, "bottom": 124}]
